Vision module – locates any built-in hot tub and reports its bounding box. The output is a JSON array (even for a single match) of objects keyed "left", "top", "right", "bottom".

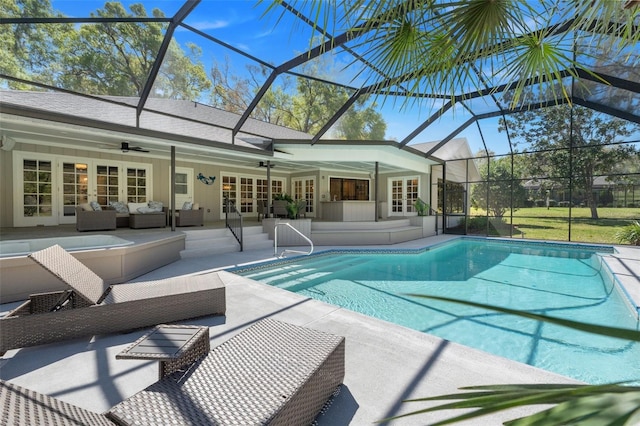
[
  {"left": 0, "top": 235, "right": 133, "bottom": 257},
  {"left": 0, "top": 234, "right": 185, "bottom": 303}
]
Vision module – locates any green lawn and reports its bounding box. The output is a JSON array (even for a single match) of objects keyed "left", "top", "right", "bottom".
[{"left": 466, "top": 207, "right": 639, "bottom": 244}]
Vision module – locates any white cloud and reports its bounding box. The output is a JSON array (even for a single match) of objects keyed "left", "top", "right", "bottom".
[{"left": 191, "top": 20, "right": 230, "bottom": 31}]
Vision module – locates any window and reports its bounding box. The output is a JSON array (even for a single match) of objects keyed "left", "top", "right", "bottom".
[{"left": 329, "top": 178, "right": 369, "bottom": 200}]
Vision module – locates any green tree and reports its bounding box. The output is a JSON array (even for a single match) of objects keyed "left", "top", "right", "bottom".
[
  {"left": 209, "top": 60, "right": 295, "bottom": 126},
  {"left": 0, "top": 0, "right": 73, "bottom": 88},
  {"left": 58, "top": 2, "right": 210, "bottom": 98},
  {"left": 471, "top": 156, "right": 526, "bottom": 218},
  {"left": 208, "top": 56, "right": 386, "bottom": 139},
  {"left": 501, "top": 106, "right": 637, "bottom": 219},
  {"left": 333, "top": 95, "right": 386, "bottom": 140}
]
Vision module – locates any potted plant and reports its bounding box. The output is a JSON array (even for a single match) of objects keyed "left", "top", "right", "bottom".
[
  {"left": 414, "top": 198, "right": 430, "bottom": 216},
  {"left": 285, "top": 201, "right": 299, "bottom": 219}
]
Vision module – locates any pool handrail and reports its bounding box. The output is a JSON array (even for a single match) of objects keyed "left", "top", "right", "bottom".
[{"left": 274, "top": 222, "right": 314, "bottom": 258}]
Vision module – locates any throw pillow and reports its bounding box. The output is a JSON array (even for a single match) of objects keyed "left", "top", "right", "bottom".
[
  {"left": 79, "top": 203, "right": 92, "bottom": 212},
  {"left": 89, "top": 201, "right": 102, "bottom": 211},
  {"left": 192, "top": 202, "right": 200, "bottom": 210},
  {"left": 182, "top": 201, "right": 193, "bottom": 210},
  {"left": 109, "top": 201, "right": 129, "bottom": 214},
  {"left": 148, "top": 200, "right": 163, "bottom": 212}
]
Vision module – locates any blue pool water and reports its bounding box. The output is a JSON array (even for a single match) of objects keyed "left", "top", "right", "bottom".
[{"left": 234, "top": 238, "right": 640, "bottom": 384}]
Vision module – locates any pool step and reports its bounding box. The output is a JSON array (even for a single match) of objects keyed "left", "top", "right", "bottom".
[
  {"left": 180, "top": 226, "right": 272, "bottom": 258},
  {"left": 245, "top": 255, "right": 376, "bottom": 289}
]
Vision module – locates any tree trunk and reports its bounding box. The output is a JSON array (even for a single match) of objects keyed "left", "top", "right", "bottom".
[{"left": 584, "top": 177, "right": 599, "bottom": 219}]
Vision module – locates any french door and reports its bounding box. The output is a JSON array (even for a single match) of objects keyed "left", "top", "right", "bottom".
[
  {"left": 292, "top": 176, "right": 316, "bottom": 217},
  {"left": 221, "top": 173, "right": 285, "bottom": 217},
  {"left": 170, "top": 167, "right": 194, "bottom": 209},
  {"left": 388, "top": 176, "right": 420, "bottom": 217},
  {"left": 14, "top": 152, "right": 151, "bottom": 226}
]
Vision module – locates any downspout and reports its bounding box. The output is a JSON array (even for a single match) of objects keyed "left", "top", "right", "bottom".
[
  {"left": 170, "top": 146, "right": 176, "bottom": 232},
  {"left": 375, "top": 161, "right": 379, "bottom": 222}
]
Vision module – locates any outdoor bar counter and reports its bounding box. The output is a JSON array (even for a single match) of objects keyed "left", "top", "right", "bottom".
[{"left": 321, "top": 201, "right": 376, "bottom": 222}]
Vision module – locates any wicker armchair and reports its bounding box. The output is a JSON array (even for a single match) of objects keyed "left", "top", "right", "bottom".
[
  {"left": 0, "top": 244, "right": 225, "bottom": 355},
  {"left": 75, "top": 206, "right": 116, "bottom": 232},
  {"left": 175, "top": 207, "right": 204, "bottom": 226},
  {"left": 273, "top": 200, "right": 289, "bottom": 218}
]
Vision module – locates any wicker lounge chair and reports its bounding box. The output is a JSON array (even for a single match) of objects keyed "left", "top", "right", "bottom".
[
  {"left": 0, "top": 244, "right": 225, "bottom": 355},
  {"left": 109, "top": 319, "right": 345, "bottom": 425},
  {"left": 0, "top": 319, "right": 345, "bottom": 425}
]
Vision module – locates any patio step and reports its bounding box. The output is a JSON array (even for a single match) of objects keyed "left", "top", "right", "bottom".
[
  {"left": 310, "top": 219, "right": 424, "bottom": 245},
  {"left": 180, "top": 226, "right": 272, "bottom": 258}
]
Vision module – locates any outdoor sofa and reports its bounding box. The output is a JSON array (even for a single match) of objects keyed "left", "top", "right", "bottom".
[
  {"left": 0, "top": 244, "right": 225, "bottom": 355},
  {"left": 0, "top": 319, "right": 345, "bottom": 425},
  {"left": 75, "top": 206, "right": 117, "bottom": 231}
]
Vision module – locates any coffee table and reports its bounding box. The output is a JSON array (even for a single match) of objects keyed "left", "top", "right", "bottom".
[{"left": 117, "top": 324, "right": 210, "bottom": 379}]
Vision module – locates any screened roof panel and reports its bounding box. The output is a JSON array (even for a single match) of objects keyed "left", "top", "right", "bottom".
[
  {"left": 1, "top": 0, "right": 638, "bottom": 153},
  {"left": 183, "top": 0, "right": 323, "bottom": 67}
]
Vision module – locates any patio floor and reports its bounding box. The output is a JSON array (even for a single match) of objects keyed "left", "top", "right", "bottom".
[{"left": 1, "top": 231, "right": 639, "bottom": 425}]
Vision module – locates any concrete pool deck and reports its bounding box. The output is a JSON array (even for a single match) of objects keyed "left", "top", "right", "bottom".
[{"left": 1, "top": 235, "right": 639, "bottom": 425}]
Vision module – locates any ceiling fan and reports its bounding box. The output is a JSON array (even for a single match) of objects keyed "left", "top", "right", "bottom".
[{"left": 101, "top": 141, "right": 149, "bottom": 153}]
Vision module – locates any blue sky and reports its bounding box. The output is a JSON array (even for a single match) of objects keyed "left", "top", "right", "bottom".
[{"left": 47, "top": 1, "right": 638, "bottom": 155}]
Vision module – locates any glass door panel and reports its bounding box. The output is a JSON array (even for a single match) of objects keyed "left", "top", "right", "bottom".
[
  {"left": 126, "top": 167, "right": 147, "bottom": 203},
  {"left": 60, "top": 162, "right": 88, "bottom": 223},
  {"left": 390, "top": 179, "right": 404, "bottom": 214},
  {"left": 222, "top": 175, "right": 237, "bottom": 213},
  {"left": 240, "top": 177, "right": 254, "bottom": 213},
  {"left": 23, "top": 159, "right": 54, "bottom": 220},
  {"left": 95, "top": 164, "right": 120, "bottom": 207}
]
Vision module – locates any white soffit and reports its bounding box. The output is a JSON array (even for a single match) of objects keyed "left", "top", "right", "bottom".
[{"left": 273, "top": 144, "right": 436, "bottom": 174}]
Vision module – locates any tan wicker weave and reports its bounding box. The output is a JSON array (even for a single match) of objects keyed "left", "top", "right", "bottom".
[
  {"left": 0, "top": 379, "right": 114, "bottom": 426},
  {"left": 0, "top": 244, "right": 225, "bottom": 355},
  {"left": 108, "top": 319, "right": 345, "bottom": 426},
  {"left": 174, "top": 208, "right": 204, "bottom": 227},
  {"left": 75, "top": 206, "right": 117, "bottom": 232}
]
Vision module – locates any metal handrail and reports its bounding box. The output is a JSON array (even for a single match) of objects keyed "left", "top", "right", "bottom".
[
  {"left": 274, "top": 222, "right": 313, "bottom": 258},
  {"left": 224, "top": 197, "right": 243, "bottom": 251}
]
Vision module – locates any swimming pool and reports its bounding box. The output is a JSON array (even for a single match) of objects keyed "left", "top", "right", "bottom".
[{"left": 233, "top": 238, "right": 640, "bottom": 385}]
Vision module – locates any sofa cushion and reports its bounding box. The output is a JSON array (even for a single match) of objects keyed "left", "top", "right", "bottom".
[
  {"left": 127, "top": 202, "right": 148, "bottom": 214},
  {"left": 136, "top": 206, "right": 157, "bottom": 214}
]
